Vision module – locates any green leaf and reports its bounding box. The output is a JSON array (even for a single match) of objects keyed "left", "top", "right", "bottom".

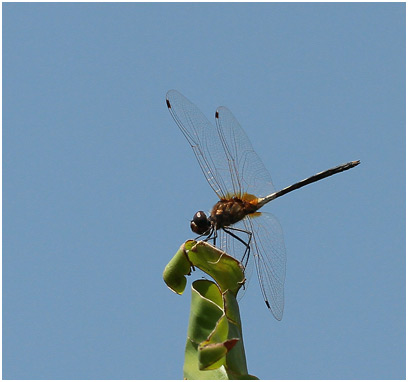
[
  {"left": 163, "top": 240, "right": 245, "bottom": 296},
  {"left": 186, "top": 240, "right": 246, "bottom": 295},
  {"left": 162, "top": 242, "right": 193, "bottom": 294},
  {"left": 183, "top": 280, "right": 258, "bottom": 380},
  {"left": 164, "top": 241, "right": 258, "bottom": 379}
]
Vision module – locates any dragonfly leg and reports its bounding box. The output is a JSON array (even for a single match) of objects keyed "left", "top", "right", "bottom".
[
  {"left": 195, "top": 227, "right": 216, "bottom": 244},
  {"left": 212, "top": 229, "right": 217, "bottom": 246},
  {"left": 222, "top": 226, "right": 252, "bottom": 268}
]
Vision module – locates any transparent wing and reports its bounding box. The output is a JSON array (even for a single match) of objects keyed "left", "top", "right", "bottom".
[
  {"left": 215, "top": 106, "right": 275, "bottom": 198},
  {"left": 166, "top": 90, "right": 231, "bottom": 199},
  {"left": 245, "top": 212, "right": 286, "bottom": 320},
  {"left": 217, "top": 212, "right": 286, "bottom": 320},
  {"left": 166, "top": 90, "right": 276, "bottom": 199}
]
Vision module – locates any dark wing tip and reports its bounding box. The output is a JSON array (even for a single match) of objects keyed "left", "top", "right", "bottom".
[
  {"left": 265, "top": 300, "right": 283, "bottom": 321},
  {"left": 166, "top": 89, "right": 179, "bottom": 108}
]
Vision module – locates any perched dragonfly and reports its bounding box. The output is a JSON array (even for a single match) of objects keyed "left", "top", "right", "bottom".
[{"left": 166, "top": 90, "right": 359, "bottom": 320}]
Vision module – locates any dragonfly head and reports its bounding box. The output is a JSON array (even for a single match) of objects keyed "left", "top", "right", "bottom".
[{"left": 190, "top": 211, "right": 212, "bottom": 235}]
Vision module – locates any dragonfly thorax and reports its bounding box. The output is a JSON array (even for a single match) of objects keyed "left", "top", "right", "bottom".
[{"left": 210, "top": 198, "right": 258, "bottom": 229}]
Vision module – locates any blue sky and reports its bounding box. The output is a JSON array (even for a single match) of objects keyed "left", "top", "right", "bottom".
[{"left": 3, "top": 2, "right": 405, "bottom": 380}]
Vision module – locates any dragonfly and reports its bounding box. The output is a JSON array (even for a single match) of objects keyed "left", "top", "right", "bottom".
[{"left": 166, "top": 89, "right": 359, "bottom": 321}]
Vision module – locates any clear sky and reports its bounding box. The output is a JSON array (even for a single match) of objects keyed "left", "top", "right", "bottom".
[{"left": 3, "top": 2, "right": 405, "bottom": 380}]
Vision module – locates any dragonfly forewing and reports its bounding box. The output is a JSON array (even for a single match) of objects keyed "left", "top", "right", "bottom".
[
  {"left": 166, "top": 90, "right": 230, "bottom": 198},
  {"left": 215, "top": 106, "right": 276, "bottom": 199}
]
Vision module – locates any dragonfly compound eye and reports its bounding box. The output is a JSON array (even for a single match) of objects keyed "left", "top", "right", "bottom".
[{"left": 190, "top": 211, "right": 211, "bottom": 235}]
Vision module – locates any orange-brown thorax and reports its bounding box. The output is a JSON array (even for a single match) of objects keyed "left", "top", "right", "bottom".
[{"left": 210, "top": 193, "right": 259, "bottom": 229}]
